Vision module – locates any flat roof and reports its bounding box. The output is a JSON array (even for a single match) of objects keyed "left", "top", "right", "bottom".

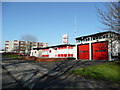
[
  {"left": 33, "top": 44, "right": 75, "bottom": 50},
  {"left": 50, "top": 44, "right": 75, "bottom": 48},
  {"left": 76, "top": 31, "right": 120, "bottom": 40}
]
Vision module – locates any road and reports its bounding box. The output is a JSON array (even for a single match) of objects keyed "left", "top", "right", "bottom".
[
  {"left": 1, "top": 57, "right": 119, "bottom": 89},
  {"left": 2, "top": 67, "right": 27, "bottom": 89}
]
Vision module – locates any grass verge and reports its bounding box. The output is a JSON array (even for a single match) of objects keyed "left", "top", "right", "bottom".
[
  {"left": 69, "top": 61, "right": 120, "bottom": 83},
  {"left": 3, "top": 55, "right": 19, "bottom": 59}
]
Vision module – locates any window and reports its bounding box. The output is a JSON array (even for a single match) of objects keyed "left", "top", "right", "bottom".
[
  {"left": 103, "top": 36, "right": 106, "bottom": 38},
  {"left": 54, "top": 48, "right": 57, "bottom": 50},
  {"left": 76, "top": 40, "right": 81, "bottom": 43},
  {"left": 99, "top": 36, "right": 102, "bottom": 39},
  {"left": 105, "top": 35, "right": 108, "bottom": 38},
  {"left": 95, "top": 50, "right": 106, "bottom": 52},
  {"left": 80, "top": 51, "right": 88, "bottom": 53},
  {"left": 96, "top": 37, "right": 98, "bottom": 39},
  {"left": 85, "top": 51, "right": 88, "bottom": 52},
  {"left": 93, "top": 37, "right": 95, "bottom": 40},
  {"left": 49, "top": 50, "right": 51, "bottom": 53},
  {"left": 87, "top": 38, "right": 90, "bottom": 41}
]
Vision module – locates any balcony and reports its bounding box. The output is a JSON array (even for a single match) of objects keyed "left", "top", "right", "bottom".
[
  {"left": 5, "top": 47, "right": 9, "bottom": 48},
  {"left": 5, "top": 41, "right": 9, "bottom": 42},
  {"left": 20, "top": 44, "right": 25, "bottom": 45},
  {"left": 5, "top": 44, "right": 9, "bottom": 45},
  {"left": 14, "top": 44, "right": 18, "bottom": 45}
]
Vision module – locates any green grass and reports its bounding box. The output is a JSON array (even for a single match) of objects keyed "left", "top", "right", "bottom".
[
  {"left": 70, "top": 61, "right": 120, "bottom": 83},
  {"left": 3, "top": 55, "right": 19, "bottom": 59}
]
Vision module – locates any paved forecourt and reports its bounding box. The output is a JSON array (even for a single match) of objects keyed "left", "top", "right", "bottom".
[{"left": 1, "top": 57, "right": 118, "bottom": 89}]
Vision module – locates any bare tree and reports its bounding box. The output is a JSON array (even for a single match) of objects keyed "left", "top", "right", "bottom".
[
  {"left": 97, "top": 2, "right": 120, "bottom": 33},
  {"left": 97, "top": 2, "right": 120, "bottom": 60}
]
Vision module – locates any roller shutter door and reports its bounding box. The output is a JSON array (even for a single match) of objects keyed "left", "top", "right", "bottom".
[
  {"left": 77, "top": 44, "right": 89, "bottom": 60},
  {"left": 92, "top": 42, "right": 108, "bottom": 60}
]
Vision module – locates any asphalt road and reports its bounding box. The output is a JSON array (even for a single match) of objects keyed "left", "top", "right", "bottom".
[
  {"left": 1, "top": 57, "right": 119, "bottom": 89},
  {"left": 2, "top": 67, "right": 27, "bottom": 89}
]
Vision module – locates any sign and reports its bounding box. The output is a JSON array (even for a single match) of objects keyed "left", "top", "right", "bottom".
[{"left": 62, "top": 34, "right": 68, "bottom": 44}]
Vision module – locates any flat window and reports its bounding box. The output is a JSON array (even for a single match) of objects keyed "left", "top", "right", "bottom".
[
  {"left": 80, "top": 51, "right": 88, "bottom": 53},
  {"left": 88, "top": 38, "right": 90, "bottom": 41},
  {"left": 103, "top": 36, "right": 106, "bottom": 38},
  {"left": 96, "top": 37, "right": 98, "bottom": 39},
  {"left": 54, "top": 48, "right": 57, "bottom": 50},
  {"left": 105, "top": 35, "right": 108, "bottom": 38},
  {"left": 93, "top": 37, "right": 95, "bottom": 40},
  {"left": 99, "top": 36, "right": 102, "bottom": 39},
  {"left": 86, "top": 38, "right": 88, "bottom": 41},
  {"left": 95, "top": 50, "right": 106, "bottom": 52}
]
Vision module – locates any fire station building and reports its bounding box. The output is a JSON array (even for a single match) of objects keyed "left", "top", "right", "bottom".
[
  {"left": 30, "top": 44, "right": 76, "bottom": 58},
  {"left": 75, "top": 31, "right": 120, "bottom": 61},
  {"left": 30, "top": 31, "right": 119, "bottom": 61}
]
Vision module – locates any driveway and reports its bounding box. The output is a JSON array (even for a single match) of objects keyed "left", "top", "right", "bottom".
[
  {"left": 2, "top": 67, "right": 27, "bottom": 89},
  {"left": 1, "top": 57, "right": 119, "bottom": 89}
]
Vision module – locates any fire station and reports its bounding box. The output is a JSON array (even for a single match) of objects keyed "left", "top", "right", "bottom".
[
  {"left": 30, "top": 31, "right": 120, "bottom": 61},
  {"left": 75, "top": 31, "right": 120, "bottom": 61},
  {"left": 30, "top": 44, "right": 75, "bottom": 58},
  {"left": 30, "top": 34, "right": 76, "bottom": 58}
]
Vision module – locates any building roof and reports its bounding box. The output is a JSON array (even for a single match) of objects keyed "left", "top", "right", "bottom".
[
  {"left": 75, "top": 31, "right": 120, "bottom": 40},
  {"left": 33, "top": 44, "right": 75, "bottom": 50},
  {"left": 50, "top": 44, "right": 75, "bottom": 48}
]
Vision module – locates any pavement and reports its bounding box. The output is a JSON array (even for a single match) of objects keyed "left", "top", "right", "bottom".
[
  {"left": 2, "top": 68, "right": 26, "bottom": 89},
  {"left": 1, "top": 57, "right": 119, "bottom": 89}
]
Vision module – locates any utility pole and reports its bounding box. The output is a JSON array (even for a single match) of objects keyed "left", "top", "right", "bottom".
[
  {"left": 74, "top": 16, "right": 77, "bottom": 38},
  {"left": 74, "top": 16, "right": 78, "bottom": 60}
]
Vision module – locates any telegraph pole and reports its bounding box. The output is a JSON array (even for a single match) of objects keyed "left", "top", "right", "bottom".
[{"left": 74, "top": 16, "right": 77, "bottom": 38}]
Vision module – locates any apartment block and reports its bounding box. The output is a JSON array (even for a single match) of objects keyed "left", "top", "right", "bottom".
[{"left": 4, "top": 40, "right": 48, "bottom": 53}]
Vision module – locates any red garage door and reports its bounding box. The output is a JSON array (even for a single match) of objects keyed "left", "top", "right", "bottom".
[
  {"left": 77, "top": 44, "right": 89, "bottom": 60},
  {"left": 92, "top": 42, "right": 108, "bottom": 60}
]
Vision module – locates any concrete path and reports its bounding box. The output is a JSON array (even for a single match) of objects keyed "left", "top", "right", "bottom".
[{"left": 1, "top": 57, "right": 119, "bottom": 89}]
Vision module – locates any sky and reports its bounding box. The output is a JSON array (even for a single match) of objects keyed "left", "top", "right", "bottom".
[{"left": 2, "top": 2, "right": 108, "bottom": 49}]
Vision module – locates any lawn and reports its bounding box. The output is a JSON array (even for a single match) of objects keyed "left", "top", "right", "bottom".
[
  {"left": 3, "top": 55, "right": 19, "bottom": 59},
  {"left": 70, "top": 61, "right": 120, "bottom": 83}
]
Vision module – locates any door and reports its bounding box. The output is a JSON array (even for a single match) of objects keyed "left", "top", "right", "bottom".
[
  {"left": 92, "top": 42, "right": 108, "bottom": 60},
  {"left": 77, "top": 44, "right": 89, "bottom": 60},
  {"left": 49, "top": 49, "right": 56, "bottom": 58}
]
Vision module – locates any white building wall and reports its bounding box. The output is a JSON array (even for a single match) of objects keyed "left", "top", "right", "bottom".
[
  {"left": 38, "top": 50, "right": 42, "bottom": 57},
  {"left": 30, "top": 50, "right": 39, "bottom": 57},
  {"left": 30, "top": 46, "right": 76, "bottom": 58},
  {"left": 4, "top": 41, "right": 10, "bottom": 52},
  {"left": 73, "top": 46, "right": 76, "bottom": 58},
  {"left": 30, "top": 50, "right": 34, "bottom": 56},
  {"left": 49, "top": 48, "right": 56, "bottom": 58},
  {"left": 8, "top": 41, "right": 13, "bottom": 52}
]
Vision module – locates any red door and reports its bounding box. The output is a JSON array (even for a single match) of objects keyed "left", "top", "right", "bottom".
[
  {"left": 77, "top": 44, "right": 89, "bottom": 60},
  {"left": 92, "top": 42, "right": 108, "bottom": 60}
]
